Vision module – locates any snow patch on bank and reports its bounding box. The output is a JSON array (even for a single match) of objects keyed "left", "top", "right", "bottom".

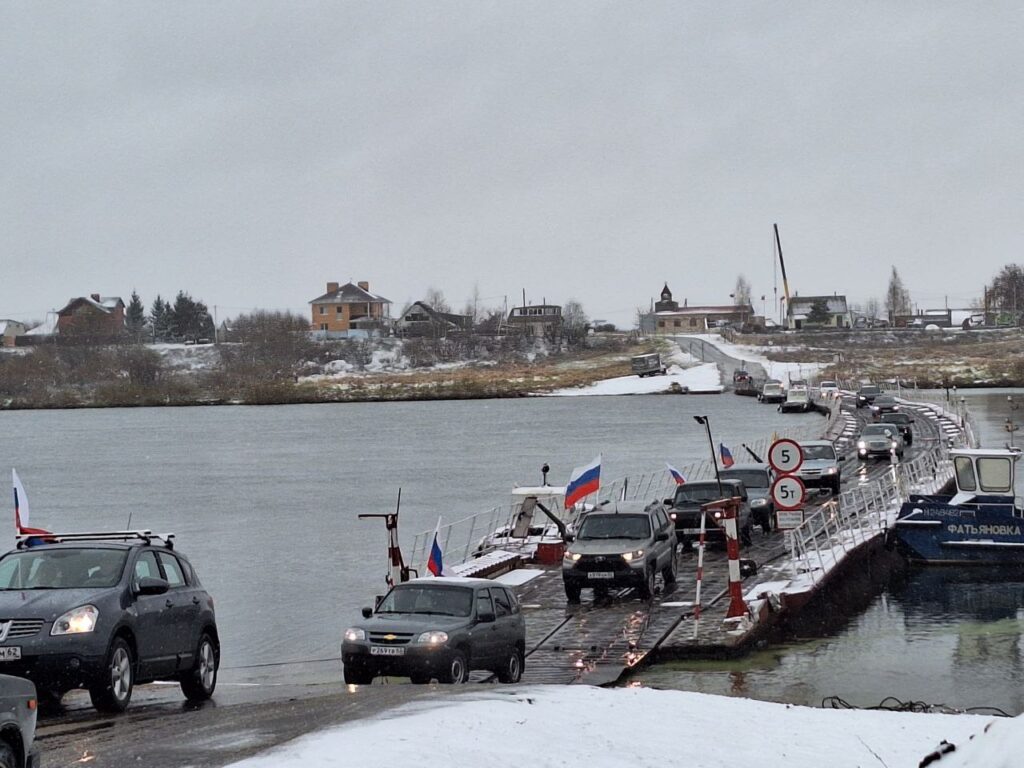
[
  {"left": 688, "top": 333, "right": 824, "bottom": 382},
  {"left": 229, "top": 685, "right": 1000, "bottom": 768},
  {"left": 546, "top": 362, "right": 722, "bottom": 396}
]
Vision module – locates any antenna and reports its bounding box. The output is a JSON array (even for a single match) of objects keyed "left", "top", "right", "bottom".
[{"left": 126, "top": 510, "right": 133, "bottom": 530}]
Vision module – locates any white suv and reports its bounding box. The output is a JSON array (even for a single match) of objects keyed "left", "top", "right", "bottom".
[{"left": 796, "top": 440, "right": 841, "bottom": 494}]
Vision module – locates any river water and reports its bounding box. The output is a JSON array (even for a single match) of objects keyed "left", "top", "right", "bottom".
[
  {"left": 0, "top": 393, "right": 818, "bottom": 672},
  {"left": 637, "top": 388, "right": 1024, "bottom": 715}
]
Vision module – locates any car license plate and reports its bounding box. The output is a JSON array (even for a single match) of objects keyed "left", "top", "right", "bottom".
[
  {"left": 587, "top": 572, "right": 614, "bottom": 579},
  {"left": 0, "top": 647, "right": 21, "bottom": 661},
  {"left": 370, "top": 646, "right": 405, "bottom": 656}
]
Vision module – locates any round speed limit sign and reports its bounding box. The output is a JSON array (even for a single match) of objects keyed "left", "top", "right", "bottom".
[
  {"left": 771, "top": 475, "right": 806, "bottom": 511},
  {"left": 768, "top": 438, "right": 803, "bottom": 474}
]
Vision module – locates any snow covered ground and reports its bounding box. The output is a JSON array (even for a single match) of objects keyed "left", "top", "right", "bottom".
[
  {"left": 546, "top": 344, "right": 723, "bottom": 396},
  {"left": 686, "top": 332, "right": 824, "bottom": 383},
  {"left": 230, "top": 684, "right": 1015, "bottom": 767}
]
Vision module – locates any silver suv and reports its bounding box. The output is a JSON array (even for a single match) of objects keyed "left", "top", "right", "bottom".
[
  {"left": 796, "top": 440, "right": 842, "bottom": 494},
  {"left": 562, "top": 501, "right": 677, "bottom": 603}
]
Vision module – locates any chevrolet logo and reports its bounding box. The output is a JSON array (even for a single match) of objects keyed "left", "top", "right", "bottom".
[{"left": 383, "top": 634, "right": 397, "bottom": 641}]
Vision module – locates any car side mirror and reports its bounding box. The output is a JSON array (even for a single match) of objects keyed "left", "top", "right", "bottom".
[
  {"left": 135, "top": 576, "right": 169, "bottom": 596},
  {"left": 663, "top": 498, "right": 674, "bottom": 506},
  {"left": 655, "top": 531, "right": 668, "bottom": 542},
  {"left": 362, "top": 606, "right": 373, "bottom": 619},
  {"left": 477, "top": 610, "right": 495, "bottom": 624}
]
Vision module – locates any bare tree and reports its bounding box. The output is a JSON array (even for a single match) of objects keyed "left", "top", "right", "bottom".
[
  {"left": 733, "top": 275, "right": 752, "bottom": 306},
  {"left": 462, "top": 283, "right": 482, "bottom": 326},
  {"left": 562, "top": 299, "right": 589, "bottom": 344},
  {"left": 424, "top": 287, "right": 450, "bottom": 313},
  {"left": 864, "top": 297, "right": 881, "bottom": 321},
  {"left": 884, "top": 267, "right": 911, "bottom": 321}
]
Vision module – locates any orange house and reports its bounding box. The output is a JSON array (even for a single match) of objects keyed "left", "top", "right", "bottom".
[{"left": 309, "top": 281, "right": 391, "bottom": 337}]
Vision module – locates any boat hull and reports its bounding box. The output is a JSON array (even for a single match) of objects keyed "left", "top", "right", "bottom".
[{"left": 895, "top": 494, "right": 1024, "bottom": 565}]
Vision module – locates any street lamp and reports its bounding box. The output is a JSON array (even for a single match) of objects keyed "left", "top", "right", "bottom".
[{"left": 693, "top": 415, "right": 723, "bottom": 495}]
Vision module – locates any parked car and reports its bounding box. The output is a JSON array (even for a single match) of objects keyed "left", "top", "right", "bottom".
[
  {"left": 720, "top": 464, "right": 774, "bottom": 533},
  {"left": 342, "top": 577, "right": 526, "bottom": 684},
  {"left": 795, "top": 440, "right": 842, "bottom": 494},
  {"left": 856, "top": 384, "right": 882, "bottom": 408},
  {"left": 818, "top": 380, "right": 839, "bottom": 397},
  {"left": 0, "top": 531, "right": 219, "bottom": 713},
  {"left": 780, "top": 386, "right": 813, "bottom": 413},
  {"left": 562, "top": 501, "right": 677, "bottom": 603},
  {"left": 759, "top": 380, "right": 786, "bottom": 404},
  {"left": 880, "top": 411, "right": 915, "bottom": 445},
  {"left": 630, "top": 352, "right": 667, "bottom": 378},
  {"left": 870, "top": 395, "right": 901, "bottom": 420},
  {"left": 857, "top": 423, "right": 905, "bottom": 460},
  {"left": 0, "top": 675, "right": 39, "bottom": 768},
  {"left": 664, "top": 479, "right": 753, "bottom": 548}
]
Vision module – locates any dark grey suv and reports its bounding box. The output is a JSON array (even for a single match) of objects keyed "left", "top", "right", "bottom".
[
  {"left": 342, "top": 577, "right": 526, "bottom": 685},
  {"left": 561, "top": 501, "right": 678, "bottom": 602},
  {"left": 0, "top": 532, "right": 219, "bottom": 713}
]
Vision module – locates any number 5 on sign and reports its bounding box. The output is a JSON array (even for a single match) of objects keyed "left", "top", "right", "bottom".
[
  {"left": 771, "top": 475, "right": 806, "bottom": 511},
  {"left": 768, "top": 438, "right": 804, "bottom": 474}
]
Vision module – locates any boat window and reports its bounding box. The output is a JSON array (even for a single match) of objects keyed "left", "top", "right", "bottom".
[
  {"left": 977, "top": 457, "right": 1012, "bottom": 494},
  {"left": 954, "top": 456, "right": 977, "bottom": 492}
]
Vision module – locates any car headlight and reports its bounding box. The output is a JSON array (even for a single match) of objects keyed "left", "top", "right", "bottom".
[
  {"left": 564, "top": 551, "right": 581, "bottom": 562},
  {"left": 621, "top": 549, "right": 645, "bottom": 562},
  {"left": 343, "top": 628, "right": 366, "bottom": 642},
  {"left": 857, "top": 440, "right": 866, "bottom": 449},
  {"left": 417, "top": 630, "right": 449, "bottom": 644},
  {"left": 825, "top": 467, "right": 837, "bottom": 475},
  {"left": 891, "top": 441, "right": 899, "bottom": 449},
  {"left": 669, "top": 511, "right": 677, "bottom": 520},
  {"left": 51, "top": 605, "right": 98, "bottom": 636}
]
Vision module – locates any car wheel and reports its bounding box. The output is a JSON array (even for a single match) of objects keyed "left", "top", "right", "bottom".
[
  {"left": 831, "top": 478, "right": 841, "bottom": 495},
  {"left": 496, "top": 648, "right": 524, "bottom": 683},
  {"left": 0, "top": 742, "right": 15, "bottom": 768},
  {"left": 638, "top": 565, "right": 656, "bottom": 600},
  {"left": 740, "top": 524, "right": 753, "bottom": 547},
  {"left": 180, "top": 632, "right": 218, "bottom": 702},
  {"left": 564, "top": 583, "right": 581, "bottom": 603},
  {"left": 440, "top": 651, "right": 468, "bottom": 684},
  {"left": 89, "top": 637, "right": 134, "bottom": 713},
  {"left": 661, "top": 550, "right": 677, "bottom": 585},
  {"left": 409, "top": 674, "right": 431, "bottom": 684},
  {"left": 343, "top": 665, "right": 375, "bottom": 685}
]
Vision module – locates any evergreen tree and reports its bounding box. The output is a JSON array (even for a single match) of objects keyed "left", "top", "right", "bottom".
[
  {"left": 170, "top": 291, "right": 214, "bottom": 341},
  {"left": 149, "top": 295, "right": 172, "bottom": 342},
  {"left": 126, "top": 291, "right": 146, "bottom": 338},
  {"left": 884, "top": 267, "right": 911, "bottom": 321},
  {"left": 808, "top": 298, "right": 831, "bottom": 325}
]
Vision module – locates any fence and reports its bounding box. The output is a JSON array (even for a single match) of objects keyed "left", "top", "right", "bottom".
[{"left": 783, "top": 396, "right": 966, "bottom": 585}]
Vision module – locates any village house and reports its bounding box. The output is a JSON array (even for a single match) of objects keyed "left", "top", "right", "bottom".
[
  {"left": 0, "top": 320, "right": 27, "bottom": 348},
  {"left": 785, "top": 294, "right": 850, "bottom": 330},
  {"left": 506, "top": 302, "right": 563, "bottom": 340},
  {"left": 650, "top": 284, "right": 753, "bottom": 333},
  {"left": 309, "top": 281, "right": 391, "bottom": 338},
  {"left": 56, "top": 294, "right": 125, "bottom": 338},
  {"left": 396, "top": 301, "right": 472, "bottom": 338}
]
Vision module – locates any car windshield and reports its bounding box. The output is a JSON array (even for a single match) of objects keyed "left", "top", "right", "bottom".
[
  {"left": 874, "top": 396, "right": 896, "bottom": 405},
  {"left": 860, "top": 386, "right": 881, "bottom": 395},
  {"left": 577, "top": 513, "right": 652, "bottom": 540},
  {"left": 862, "top": 425, "right": 896, "bottom": 437},
  {"left": 801, "top": 445, "right": 836, "bottom": 461},
  {"left": 720, "top": 470, "right": 767, "bottom": 489},
  {"left": 881, "top": 414, "right": 910, "bottom": 424},
  {"left": 376, "top": 585, "right": 473, "bottom": 617},
  {"left": 674, "top": 486, "right": 728, "bottom": 504},
  {"left": 821, "top": 381, "right": 837, "bottom": 388},
  {"left": 0, "top": 548, "right": 128, "bottom": 590}
]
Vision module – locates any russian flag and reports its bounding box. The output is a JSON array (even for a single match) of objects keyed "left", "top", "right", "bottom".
[
  {"left": 719, "top": 443, "right": 735, "bottom": 468},
  {"left": 13, "top": 469, "right": 51, "bottom": 544},
  {"left": 665, "top": 462, "right": 686, "bottom": 486},
  {"left": 426, "top": 517, "right": 444, "bottom": 577},
  {"left": 565, "top": 455, "right": 601, "bottom": 509}
]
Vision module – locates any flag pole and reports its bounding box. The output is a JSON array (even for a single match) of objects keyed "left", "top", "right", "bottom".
[{"left": 693, "top": 416, "right": 722, "bottom": 495}]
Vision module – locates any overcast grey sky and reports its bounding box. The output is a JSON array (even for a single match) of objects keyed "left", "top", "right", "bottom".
[{"left": 3, "top": 2, "right": 1022, "bottom": 328}]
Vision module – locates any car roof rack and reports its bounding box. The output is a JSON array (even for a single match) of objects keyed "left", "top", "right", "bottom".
[{"left": 15, "top": 530, "right": 175, "bottom": 550}]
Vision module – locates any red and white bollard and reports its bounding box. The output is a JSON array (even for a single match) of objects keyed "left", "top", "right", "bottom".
[{"left": 718, "top": 499, "right": 750, "bottom": 620}]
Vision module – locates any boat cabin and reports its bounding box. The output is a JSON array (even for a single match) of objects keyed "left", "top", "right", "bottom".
[{"left": 949, "top": 448, "right": 1021, "bottom": 506}]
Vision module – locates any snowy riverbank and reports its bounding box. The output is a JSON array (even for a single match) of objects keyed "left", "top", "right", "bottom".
[
  {"left": 231, "top": 684, "right": 1016, "bottom": 767},
  {"left": 545, "top": 344, "right": 723, "bottom": 396}
]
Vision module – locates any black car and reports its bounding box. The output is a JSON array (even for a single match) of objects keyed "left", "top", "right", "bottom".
[
  {"left": 870, "top": 395, "right": 900, "bottom": 419},
  {"left": 856, "top": 384, "right": 882, "bottom": 408},
  {"left": 0, "top": 675, "right": 38, "bottom": 768},
  {"left": 880, "top": 411, "right": 915, "bottom": 445},
  {"left": 342, "top": 578, "right": 526, "bottom": 685},
  {"left": 720, "top": 465, "right": 774, "bottom": 533},
  {"left": 665, "top": 479, "right": 753, "bottom": 548},
  {"left": 0, "top": 531, "right": 219, "bottom": 713}
]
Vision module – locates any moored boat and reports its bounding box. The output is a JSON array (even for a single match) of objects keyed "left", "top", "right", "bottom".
[{"left": 894, "top": 447, "right": 1024, "bottom": 565}]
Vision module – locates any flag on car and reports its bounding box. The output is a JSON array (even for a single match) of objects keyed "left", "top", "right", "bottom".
[
  {"left": 565, "top": 455, "right": 601, "bottom": 509},
  {"left": 426, "top": 518, "right": 444, "bottom": 577},
  {"left": 665, "top": 463, "right": 686, "bottom": 485},
  {"left": 12, "top": 469, "right": 51, "bottom": 542},
  {"left": 719, "top": 443, "right": 735, "bottom": 468}
]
